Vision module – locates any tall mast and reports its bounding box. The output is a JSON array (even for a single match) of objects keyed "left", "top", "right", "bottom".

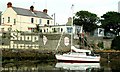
[{"left": 71, "top": 4, "right": 74, "bottom": 48}]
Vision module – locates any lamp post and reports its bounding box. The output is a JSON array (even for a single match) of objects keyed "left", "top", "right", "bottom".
[{"left": 51, "top": 13, "right": 55, "bottom": 26}]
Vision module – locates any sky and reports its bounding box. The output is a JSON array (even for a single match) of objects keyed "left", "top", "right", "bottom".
[{"left": 0, "top": 0, "right": 120, "bottom": 24}]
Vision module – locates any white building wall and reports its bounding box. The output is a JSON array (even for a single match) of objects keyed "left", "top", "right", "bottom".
[
  {"left": 14, "top": 15, "right": 36, "bottom": 32},
  {"left": 2, "top": 7, "right": 53, "bottom": 32},
  {"left": 40, "top": 25, "right": 82, "bottom": 34},
  {"left": 0, "top": 25, "right": 11, "bottom": 32},
  {"left": 2, "top": 8, "right": 17, "bottom": 25}
]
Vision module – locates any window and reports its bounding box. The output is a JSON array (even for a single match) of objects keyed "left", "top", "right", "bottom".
[
  {"left": 14, "top": 19, "right": 16, "bottom": 25},
  {"left": 2, "top": 18, "right": 4, "bottom": 24},
  {"left": 27, "top": 37, "right": 29, "bottom": 40},
  {"left": 8, "top": 17, "right": 10, "bottom": 23},
  {"left": 1, "top": 28, "right": 4, "bottom": 31},
  {"left": 20, "top": 45, "right": 22, "bottom": 47},
  {"left": 28, "top": 28, "right": 32, "bottom": 30},
  {"left": 67, "top": 27, "right": 72, "bottom": 33},
  {"left": 8, "top": 27, "right": 12, "bottom": 31},
  {"left": 34, "top": 37, "right": 37, "bottom": 40},
  {"left": 47, "top": 20, "right": 49, "bottom": 25},
  {"left": 20, "top": 37, "right": 22, "bottom": 40},
  {"left": 61, "top": 28, "right": 63, "bottom": 32},
  {"left": 39, "top": 29, "right": 42, "bottom": 32},
  {"left": 44, "top": 29, "right": 46, "bottom": 32},
  {"left": 51, "top": 21, "right": 53, "bottom": 24},
  {"left": 47, "top": 28, "right": 48, "bottom": 32},
  {"left": 31, "top": 18, "right": 34, "bottom": 23},
  {"left": 53, "top": 28, "right": 56, "bottom": 32},
  {"left": 39, "top": 19, "right": 42, "bottom": 24},
  {"left": 13, "top": 45, "right": 15, "bottom": 48}
]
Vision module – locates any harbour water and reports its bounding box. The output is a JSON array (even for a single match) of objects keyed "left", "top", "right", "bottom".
[
  {"left": 1, "top": 49, "right": 120, "bottom": 72},
  {"left": 1, "top": 59, "right": 120, "bottom": 72}
]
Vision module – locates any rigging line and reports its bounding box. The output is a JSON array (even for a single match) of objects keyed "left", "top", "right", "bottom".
[
  {"left": 82, "top": 36, "right": 93, "bottom": 50},
  {"left": 55, "top": 32, "right": 64, "bottom": 53}
]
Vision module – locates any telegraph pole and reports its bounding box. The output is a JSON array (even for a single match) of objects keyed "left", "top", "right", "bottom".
[
  {"left": 71, "top": 4, "right": 74, "bottom": 47},
  {"left": 54, "top": 13, "right": 55, "bottom": 25}
]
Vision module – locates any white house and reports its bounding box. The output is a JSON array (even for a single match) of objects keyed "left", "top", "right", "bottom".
[
  {"left": 1, "top": 2, "right": 53, "bottom": 32},
  {"left": 39, "top": 25, "right": 82, "bottom": 34},
  {"left": 0, "top": 2, "right": 83, "bottom": 35}
]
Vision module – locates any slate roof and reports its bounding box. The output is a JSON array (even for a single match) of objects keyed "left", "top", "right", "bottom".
[{"left": 12, "top": 7, "right": 52, "bottom": 19}]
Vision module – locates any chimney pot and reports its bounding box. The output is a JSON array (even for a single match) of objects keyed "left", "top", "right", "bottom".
[
  {"left": 43, "top": 9, "right": 48, "bottom": 13},
  {"left": 7, "top": 2, "right": 12, "bottom": 8},
  {"left": 30, "top": 6, "right": 34, "bottom": 12}
]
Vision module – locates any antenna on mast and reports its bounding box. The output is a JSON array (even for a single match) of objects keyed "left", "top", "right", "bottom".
[{"left": 33, "top": 2, "right": 35, "bottom": 6}]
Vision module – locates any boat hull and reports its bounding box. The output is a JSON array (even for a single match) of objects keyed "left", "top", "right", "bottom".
[
  {"left": 57, "top": 59, "right": 99, "bottom": 63},
  {"left": 55, "top": 54, "right": 100, "bottom": 63}
]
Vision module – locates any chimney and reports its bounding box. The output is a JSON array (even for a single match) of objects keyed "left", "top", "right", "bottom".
[
  {"left": 7, "top": 2, "right": 12, "bottom": 8},
  {"left": 43, "top": 9, "right": 48, "bottom": 13},
  {"left": 66, "top": 17, "right": 72, "bottom": 26},
  {"left": 30, "top": 6, "right": 34, "bottom": 12}
]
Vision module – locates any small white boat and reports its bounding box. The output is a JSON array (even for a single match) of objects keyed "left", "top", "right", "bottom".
[
  {"left": 55, "top": 62, "right": 100, "bottom": 70},
  {"left": 55, "top": 46, "right": 100, "bottom": 63},
  {"left": 55, "top": 15, "right": 100, "bottom": 63}
]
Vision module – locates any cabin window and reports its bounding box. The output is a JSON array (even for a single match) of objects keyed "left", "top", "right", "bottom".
[
  {"left": 14, "top": 19, "right": 16, "bottom": 25},
  {"left": 31, "top": 18, "right": 34, "bottom": 23},
  {"left": 47, "top": 20, "right": 49, "bottom": 25},
  {"left": 86, "top": 52, "right": 89, "bottom": 56},
  {"left": 8, "top": 17, "right": 10, "bottom": 23}
]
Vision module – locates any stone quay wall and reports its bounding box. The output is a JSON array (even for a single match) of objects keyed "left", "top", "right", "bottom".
[
  {"left": 0, "top": 32, "right": 113, "bottom": 51},
  {"left": 0, "top": 32, "right": 77, "bottom": 52}
]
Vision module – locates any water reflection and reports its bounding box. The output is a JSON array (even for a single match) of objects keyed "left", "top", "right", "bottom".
[
  {"left": 2, "top": 62, "right": 56, "bottom": 71},
  {"left": 2, "top": 60, "right": 120, "bottom": 72},
  {"left": 55, "top": 62, "right": 100, "bottom": 70}
]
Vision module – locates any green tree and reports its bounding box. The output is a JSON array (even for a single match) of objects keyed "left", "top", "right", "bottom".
[
  {"left": 101, "top": 11, "right": 120, "bottom": 36},
  {"left": 73, "top": 11, "right": 99, "bottom": 32},
  {"left": 111, "top": 36, "right": 120, "bottom": 50}
]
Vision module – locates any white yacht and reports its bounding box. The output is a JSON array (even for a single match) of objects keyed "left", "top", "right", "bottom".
[{"left": 55, "top": 46, "right": 100, "bottom": 63}]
